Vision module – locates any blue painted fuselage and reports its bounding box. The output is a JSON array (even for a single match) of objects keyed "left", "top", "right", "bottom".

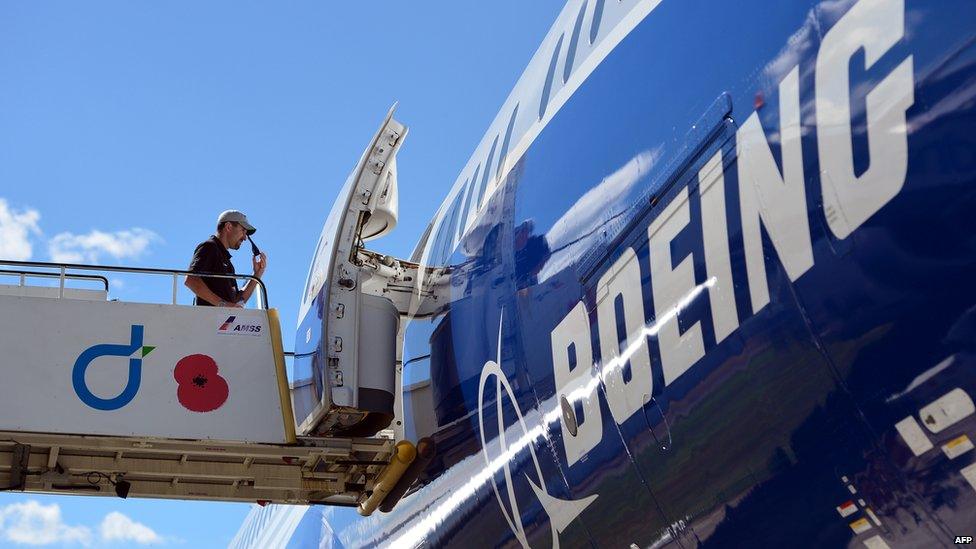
[{"left": 282, "top": 0, "right": 976, "bottom": 546}]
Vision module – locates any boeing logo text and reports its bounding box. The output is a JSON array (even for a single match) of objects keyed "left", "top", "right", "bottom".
[{"left": 551, "top": 0, "right": 914, "bottom": 467}]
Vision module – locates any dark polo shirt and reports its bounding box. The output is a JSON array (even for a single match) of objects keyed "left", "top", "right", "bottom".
[{"left": 188, "top": 236, "right": 239, "bottom": 306}]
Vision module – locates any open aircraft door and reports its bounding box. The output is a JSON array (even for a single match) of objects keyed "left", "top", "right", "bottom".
[{"left": 293, "top": 106, "right": 435, "bottom": 440}]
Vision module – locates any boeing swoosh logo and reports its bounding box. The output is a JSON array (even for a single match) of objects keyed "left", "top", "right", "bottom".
[{"left": 477, "top": 312, "right": 597, "bottom": 548}]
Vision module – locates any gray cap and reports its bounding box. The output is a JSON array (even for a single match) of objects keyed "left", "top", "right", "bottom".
[{"left": 217, "top": 210, "right": 256, "bottom": 235}]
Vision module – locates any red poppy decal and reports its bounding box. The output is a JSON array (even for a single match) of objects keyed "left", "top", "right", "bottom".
[{"left": 174, "top": 354, "right": 229, "bottom": 412}]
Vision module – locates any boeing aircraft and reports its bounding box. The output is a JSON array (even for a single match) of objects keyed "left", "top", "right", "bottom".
[{"left": 235, "top": 0, "right": 976, "bottom": 546}]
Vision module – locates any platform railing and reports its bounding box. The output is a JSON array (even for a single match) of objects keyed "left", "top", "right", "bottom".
[
  {"left": 0, "top": 259, "right": 269, "bottom": 309},
  {"left": 0, "top": 268, "right": 109, "bottom": 291}
]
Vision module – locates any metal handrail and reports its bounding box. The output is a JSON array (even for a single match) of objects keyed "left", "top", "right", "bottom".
[
  {"left": 0, "top": 259, "right": 269, "bottom": 309},
  {"left": 0, "top": 269, "right": 110, "bottom": 291}
]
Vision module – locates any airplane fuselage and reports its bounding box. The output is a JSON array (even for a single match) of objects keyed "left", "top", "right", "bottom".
[{"left": 271, "top": 0, "right": 976, "bottom": 546}]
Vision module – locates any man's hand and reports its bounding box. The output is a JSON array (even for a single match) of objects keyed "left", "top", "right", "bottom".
[
  {"left": 253, "top": 252, "right": 267, "bottom": 279},
  {"left": 235, "top": 254, "right": 268, "bottom": 307}
]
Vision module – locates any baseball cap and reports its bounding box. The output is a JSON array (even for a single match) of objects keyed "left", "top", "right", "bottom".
[{"left": 217, "top": 210, "right": 256, "bottom": 235}]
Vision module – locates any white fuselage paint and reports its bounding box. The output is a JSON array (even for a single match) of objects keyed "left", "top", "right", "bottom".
[{"left": 552, "top": 0, "right": 915, "bottom": 466}]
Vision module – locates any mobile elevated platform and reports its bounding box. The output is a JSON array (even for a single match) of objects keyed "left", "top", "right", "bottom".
[
  {"left": 0, "top": 110, "right": 433, "bottom": 515},
  {"left": 0, "top": 260, "right": 408, "bottom": 515}
]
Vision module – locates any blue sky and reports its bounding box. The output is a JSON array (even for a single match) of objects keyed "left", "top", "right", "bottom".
[{"left": 0, "top": 2, "right": 563, "bottom": 546}]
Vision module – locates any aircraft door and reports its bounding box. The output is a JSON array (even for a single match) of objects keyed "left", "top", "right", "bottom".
[{"left": 293, "top": 106, "right": 409, "bottom": 438}]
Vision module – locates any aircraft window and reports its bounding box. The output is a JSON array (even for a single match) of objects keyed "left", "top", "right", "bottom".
[
  {"left": 495, "top": 104, "right": 519, "bottom": 182},
  {"left": 539, "top": 33, "right": 565, "bottom": 121},
  {"left": 425, "top": 206, "right": 448, "bottom": 265},
  {"left": 443, "top": 192, "right": 465, "bottom": 262},
  {"left": 454, "top": 181, "right": 470, "bottom": 243},
  {"left": 410, "top": 222, "right": 433, "bottom": 263},
  {"left": 457, "top": 174, "right": 476, "bottom": 242},
  {"left": 432, "top": 191, "right": 463, "bottom": 265},
  {"left": 475, "top": 136, "right": 499, "bottom": 210},
  {"left": 426, "top": 222, "right": 444, "bottom": 266},
  {"left": 565, "top": 0, "right": 587, "bottom": 83},
  {"left": 590, "top": 0, "right": 605, "bottom": 44}
]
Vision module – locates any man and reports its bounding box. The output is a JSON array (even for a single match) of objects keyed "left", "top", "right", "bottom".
[{"left": 186, "top": 210, "right": 267, "bottom": 307}]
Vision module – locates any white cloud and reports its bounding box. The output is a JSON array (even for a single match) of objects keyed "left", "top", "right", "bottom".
[
  {"left": 99, "top": 512, "right": 162, "bottom": 545},
  {"left": 0, "top": 503, "right": 165, "bottom": 547},
  {"left": 0, "top": 198, "right": 160, "bottom": 266},
  {"left": 0, "top": 500, "right": 92, "bottom": 546},
  {"left": 0, "top": 199, "right": 42, "bottom": 261},
  {"left": 49, "top": 228, "right": 160, "bottom": 264}
]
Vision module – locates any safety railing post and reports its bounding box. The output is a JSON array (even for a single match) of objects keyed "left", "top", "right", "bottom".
[
  {"left": 58, "top": 266, "right": 65, "bottom": 299},
  {"left": 172, "top": 273, "right": 178, "bottom": 305}
]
